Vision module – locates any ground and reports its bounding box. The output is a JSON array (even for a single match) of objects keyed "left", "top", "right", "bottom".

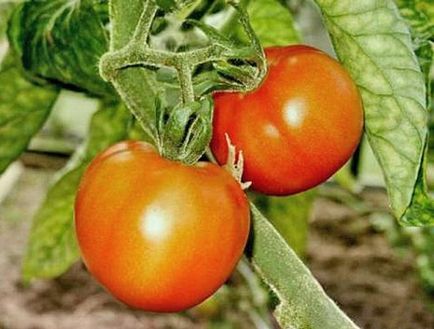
[
  {"left": 1, "top": 166, "right": 433, "bottom": 329},
  {"left": 308, "top": 193, "right": 434, "bottom": 329}
]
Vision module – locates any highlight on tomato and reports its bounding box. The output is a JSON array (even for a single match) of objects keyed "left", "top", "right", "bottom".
[
  {"left": 211, "top": 45, "right": 364, "bottom": 196},
  {"left": 74, "top": 141, "right": 250, "bottom": 312}
]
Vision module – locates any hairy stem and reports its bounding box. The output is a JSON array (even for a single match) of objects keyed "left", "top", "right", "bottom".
[
  {"left": 132, "top": 0, "right": 158, "bottom": 45},
  {"left": 176, "top": 60, "right": 195, "bottom": 104}
]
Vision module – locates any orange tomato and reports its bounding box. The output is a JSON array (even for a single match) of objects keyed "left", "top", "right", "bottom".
[
  {"left": 75, "top": 141, "right": 250, "bottom": 312},
  {"left": 211, "top": 45, "right": 364, "bottom": 195}
]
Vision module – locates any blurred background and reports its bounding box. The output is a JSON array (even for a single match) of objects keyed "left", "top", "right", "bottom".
[{"left": 1, "top": 1, "right": 434, "bottom": 328}]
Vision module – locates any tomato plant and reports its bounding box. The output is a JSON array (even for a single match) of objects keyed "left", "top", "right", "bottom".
[
  {"left": 211, "top": 45, "right": 364, "bottom": 196},
  {"left": 75, "top": 141, "right": 250, "bottom": 312}
]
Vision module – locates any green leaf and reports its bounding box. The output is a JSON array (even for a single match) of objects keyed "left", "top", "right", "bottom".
[
  {"left": 23, "top": 103, "right": 131, "bottom": 281},
  {"left": 23, "top": 167, "right": 84, "bottom": 282},
  {"left": 396, "top": 0, "right": 434, "bottom": 92},
  {"left": 0, "top": 53, "right": 58, "bottom": 174},
  {"left": 398, "top": 2, "right": 434, "bottom": 167},
  {"left": 0, "top": 3, "right": 14, "bottom": 40},
  {"left": 314, "top": 0, "right": 429, "bottom": 224},
  {"left": 401, "top": 48, "right": 433, "bottom": 226},
  {"left": 155, "top": 0, "right": 199, "bottom": 13},
  {"left": 155, "top": 0, "right": 177, "bottom": 11},
  {"left": 251, "top": 191, "right": 315, "bottom": 257},
  {"left": 243, "top": 0, "right": 300, "bottom": 47},
  {"left": 8, "top": 0, "right": 114, "bottom": 97},
  {"left": 396, "top": 0, "right": 434, "bottom": 43},
  {"left": 249, "top": 205, "right": 360, "bottom": 329},
  {"left": 397, "top": 0, "right": 434, "bottom": 225}
]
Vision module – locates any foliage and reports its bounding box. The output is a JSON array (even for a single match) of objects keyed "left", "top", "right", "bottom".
[
  {"left": 315, "top": 0, "right": 433, "bottom": 226},
  {"left": 377, "top": 0, "right": 434, "bottom": 295},
  {"left": 0, "top": 53, "right": 58, "bottom": 174},
  {"left": 8, "top": 1, "right": 114, "bottom": 97}
]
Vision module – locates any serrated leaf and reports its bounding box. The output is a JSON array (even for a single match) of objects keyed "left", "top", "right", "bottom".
[
  {"left": 249, "top": 205, "right": 360, "bottom": 329},
  {"left": 23, "top": 103, "right": 131, "bottom": 281},
  {"left": 8, "top": 0, "right": 113, "bottom": 97},
  {"left": 0, "top": 53, "right": 58, "bottom": 174},
  {"left": 314, "top": 0, "right": 430, "bottom": 224}
]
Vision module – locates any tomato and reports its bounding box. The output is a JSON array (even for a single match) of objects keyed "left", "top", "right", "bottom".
[
  {"left": 211, "top": 45, "right": 363, "bottom": 196},
  {"left": 74, "top": 141, "right": 250, "bottom": 312}
]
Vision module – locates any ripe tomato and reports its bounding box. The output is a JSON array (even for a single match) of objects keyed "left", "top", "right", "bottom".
[
  {"left": 211, "top": 45, "right": 363, "bottom": 196},
  {"left": 75, "top": 141, "right": 250, "bottom": 312}
]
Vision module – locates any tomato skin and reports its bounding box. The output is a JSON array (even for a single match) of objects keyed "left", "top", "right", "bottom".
[
  {"left": 211, "top": 45, "right": 364, "bottom": 196},
  {"left": 75, "top": 141, "right": 250, "bottom": 312}
]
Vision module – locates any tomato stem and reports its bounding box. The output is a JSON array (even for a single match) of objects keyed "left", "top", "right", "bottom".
[
  {"left": 176, "top": 61, "right": 195, "bottom": 104},
  {"left": 100, "top": 0, "right": 267, "bottom": 165},
  {"left": 131, "top": 1, "right": 158, "bottom": 45}
]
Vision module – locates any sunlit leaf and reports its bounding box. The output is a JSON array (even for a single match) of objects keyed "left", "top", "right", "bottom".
[{"left": 315, "top": 0, "right": 430, "bottom": 225}]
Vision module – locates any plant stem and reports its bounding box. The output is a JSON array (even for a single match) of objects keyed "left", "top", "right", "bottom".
[
  {"left": 132, "top": 0, "right": 158, "bottom": 45},
  {"left": 176, "top": 60, "right": 195, "bottom": 104}
]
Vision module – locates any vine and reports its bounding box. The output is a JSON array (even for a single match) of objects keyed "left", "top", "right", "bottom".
[{"left": 100, "top": 0, "right": 267, "bottom": 164}]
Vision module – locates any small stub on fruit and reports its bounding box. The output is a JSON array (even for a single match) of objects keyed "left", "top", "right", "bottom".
[{"left": 223, "top": 134, "right": 251, "bottom": 190}]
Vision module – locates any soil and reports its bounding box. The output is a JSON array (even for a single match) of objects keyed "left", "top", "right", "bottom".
[
  {"left": 1, "top": 166, "right": 434, "bottom": 329},
  {"left": 308, "top": 191, "right": 434, "bottom": 329}
]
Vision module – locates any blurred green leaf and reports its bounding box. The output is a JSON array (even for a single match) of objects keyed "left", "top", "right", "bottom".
[
  {"left": 397, "top": 1, "right": 434, "bottom": 166},
  {"left": 155, "top": 0, "right": 199, "bottom": 13},
  {"left": 0, "top": 3, "right": 14, "bottom": 40},
  {"left": 23, "top": 102, "right": 131, "bottom": 281},
  {"left": 396, "top": 0, "right": 434, "bottom": 43},
  {"left": 23, "top": 167, "right": 84, "bottom": 282},
  {"left": 334, "top": 163, "right": 361, "bottom": 193},
  {"left": 396, "top": 0, "right": 433, "bottom": 91},
  {"left": 398, "top": 1, "right": 434, "bottom": 225},
  {"left": 249, "top": 205, "right": 359, "bottom": 329},
  {"left": 413, "top": 227, "right": 434, "bottom": 292},
  {"left": 252, "top": 191, "right": 315, "bottom": 257},
  {"left": 315, "top": 0, "right": 431, "bottom": 225},
  {"left": 242, "top": 0, "right": 300, "bottom": 47},
  {"left": 8, "top": 0, "right": 114, "bottom": 97},
  {"left": 0, "top": 53, "right": 58, "bottom": 174}
]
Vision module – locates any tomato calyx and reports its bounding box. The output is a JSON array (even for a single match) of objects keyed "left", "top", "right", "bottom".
[{"left": 223, "top": 134, "right": 251, "bottom": 190}]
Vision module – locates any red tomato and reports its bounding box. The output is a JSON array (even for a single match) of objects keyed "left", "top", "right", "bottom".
[
  {"left": 211, "top": 45, "right": 364, "bottom": 196},
  {"left": 75, "top": 141, "right": 250, "bottom": 312}
]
